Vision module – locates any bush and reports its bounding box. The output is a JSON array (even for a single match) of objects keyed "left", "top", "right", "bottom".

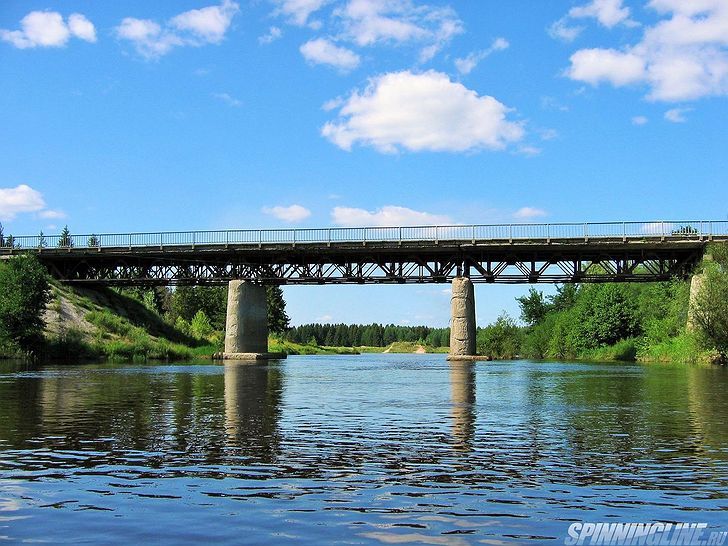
[
  {"left": 476, "top": 313, "right": 522, "bottom": 359},
  {"left": 190, "top": 310, "right": 214, "bottom": 339},
  {"left": 0, "top": 254, "right": 51, "bottom": 356}
]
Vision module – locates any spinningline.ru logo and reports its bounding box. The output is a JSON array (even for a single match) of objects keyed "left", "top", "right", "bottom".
[{"left": 565, "top": 522, "right": 727, "bottom": 546}]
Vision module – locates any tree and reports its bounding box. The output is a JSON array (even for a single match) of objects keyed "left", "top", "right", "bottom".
[
  {"left": 266, "top": 286, "right": 290, "bottom": 334},
  {"left": 476, "top": 313, "right": 522, "bottom": 359},
  {"left": 573, "top": 284, "right": 640, "bottom": 349},
  {"left": 190, "top": 310, "right": 214, "bottom": 339},
  {"left": 691, "top": 247, "right": 728, "bottom": 357},
  {"left": 0, "top": 255, "right": 51, "bottom": 355},
  {"left": 549, "top": 284, "right": 578, "bottom": 312},
  {"left": 88, "top": 235, "right": 100, "bottom": 247},
  {"left": 38, "top": 230, "right": 47, "bottom": 248},
  {"left": 517, "top": 288, "right": 549, "bottom": 326},
  {"left": 58, "top": 225, "right": 73, "bottom": 248}
]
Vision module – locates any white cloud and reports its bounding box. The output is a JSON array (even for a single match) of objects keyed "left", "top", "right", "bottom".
[
  {"left": 1, "top": 10, "right": 96, "bottom": 49},
  {"left": 38, "top": 209, "right": 67, "bottom": 220},
  {"left": 454, "top": 37, "right": 509, "bottom": 75},
  {"left": 539, "top": 128, "right": 559, "bottom": 140},
  {"left": 212, "top": 92, "right": 242, "bottom": 107},
  {"left": 569, "top": 0, "right": 635, "bottom": 28},
  {"left": 68, "top": 14, "right": 97, "bottom": 43},
  {"left": 567, "top": 48, "right": 646, "bottom": 86},
  {"left": 0, "top": 185, "right": 47, "bottom": 221},
  {"left": 273, "top": 0, "right": 329, "bottom": 26},
  {"left": 170, "top": 0, "right": 239, "bottom": 43},
  {"left": 517, "top": 145, "right": 542, "bottom": 157},
  {"left": 664, "top": 107, "right": 691, "bottom": 122},
  {"left": 116, "top": 1, "right": 239, "bottom": 59},
  {"left": 335, "top": 0, "right": 462, "bottom": 61},
  {"left": 262, "top": 204, "right": 312, "bottom": 222},
  {"left": 321, "top": 70, "right": 524, "bottom": 153},
  {"left": 300, "top": 38, "right": 360, "bottom": 71},
  {"left": 513, "top": 207, "right": 547, "bottom": 220},
  {"left": 632, "top": 115, "right": 648, "bottom": 125},
  {"left": 565, "top": 0, "right": 728, "bottom": 102},
  {"left": 331, "top": 205, "right": 450, "bottom": 227},
  {"left": 259, "top": 26, "right": 283, "bottom": 44},
  {"left": 548, "top": 17, "right": 584, "bottom": 42}
]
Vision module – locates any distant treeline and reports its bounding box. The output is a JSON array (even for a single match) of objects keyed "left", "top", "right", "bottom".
[{"left": 285, "top": 323, "right": 450, "bottom": 348}]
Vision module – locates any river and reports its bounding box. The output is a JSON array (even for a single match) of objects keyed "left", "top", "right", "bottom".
[{"left": 0, "top": 355, "right": 726, "bottom": 544}]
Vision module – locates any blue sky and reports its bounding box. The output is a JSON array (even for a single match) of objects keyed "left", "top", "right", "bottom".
[{"left": 1, "top": 0, "right": 727, "bottom": 326}]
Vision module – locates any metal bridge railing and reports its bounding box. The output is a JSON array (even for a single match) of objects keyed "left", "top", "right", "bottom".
[{"left": 2, "top": 221, "right": 727, "bottom": 251}]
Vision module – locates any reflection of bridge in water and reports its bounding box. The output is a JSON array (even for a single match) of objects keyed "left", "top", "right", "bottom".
[{"left": 3, "top": 220, "right": 725, "bottom": 358}]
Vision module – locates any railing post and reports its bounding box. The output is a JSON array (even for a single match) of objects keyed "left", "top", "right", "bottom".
[
  {"left": 546, "top": 223, "right": 550, "bottom": 244},
  {"left": 472, "top": 225, "right": 475, "bottom": 245},
  {"left": 699, "top": 221, "right": 704, "bottom": 242},
  {"left": 399, "top": 226, "right": 402, "bottom": 246},
  {"left": 362, "top": 228, "right": 366, "bottom": 247},
  {"left": 328, "top": 228, "right": 331, "bottom": 247},
  {"left": 129, "top": 234, "right": 132, "bottom": 250},
  {"left": 661, "top": 221, "right": 665, "bottom": 241},
  {"left": 160, "top": 232, "right": 164, "bottom": 250},
  {"left": 435, "top": 226, "right": 439, "bottom": 245},
  {"left": 509, "top": 224, "right": 513, "bottom": 243},
  {"left": 623, "top": 221, "right": 626, "bottom": 243},
  {"left": 584, "top": 223, "right": 588, "bottom": 242}
]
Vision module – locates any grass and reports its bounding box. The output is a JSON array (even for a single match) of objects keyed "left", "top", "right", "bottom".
[
  {"left": 637, "top": 332, "right": 715, "bottom": 364},
  {"left": 269, "top": 338, "right": 360, "bottom": 355},
  {"left": 579, "top": 338, "right": 639, "bottom": 362}
]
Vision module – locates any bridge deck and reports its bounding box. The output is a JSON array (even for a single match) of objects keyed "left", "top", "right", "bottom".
[{"left": 1, "top": 221, "right": 725, "bottom": 285}]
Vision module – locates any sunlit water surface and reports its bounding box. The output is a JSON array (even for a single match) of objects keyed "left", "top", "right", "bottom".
[{"left": 0, "top": 355, "right": 726, "bottom": 544}]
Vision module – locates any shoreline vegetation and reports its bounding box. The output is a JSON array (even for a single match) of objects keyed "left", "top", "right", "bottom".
[{"left": 1, "top": 240, "right": 727, "bottom": 365}]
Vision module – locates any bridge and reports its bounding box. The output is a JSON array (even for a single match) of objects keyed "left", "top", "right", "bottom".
[{"left": 2, "top": 220, "right": 725, "bottom": 360}]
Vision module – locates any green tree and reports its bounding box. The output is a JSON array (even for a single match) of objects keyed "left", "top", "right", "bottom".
[
  {"left": 549, "top": 284, "right": 578, "bottom": 312},
  {"left": 517, "top": 287, "right": 549, "bottom": 326},
  {"left": 575, "top": 284, "right": 641, "bottom": 348},
  {"left": 58, "top": 225, "right": 73, "bottom": 248},
  {"left": 476, "top": 313, "right": 522, "bottom": 359},
  {"left": 266, "top": 286, "right": 290, "bottom": 334},
  {"left": 190, "top": 310, "right": 214, "bottom": 339},
  {"left": 0, "top": 255, "right": 51, "bottom": 355},
  {"left": 88, "top": 235, "right": 100, "bottom": 247},
  {"left": 38, "top": 230, "right": 47, "bottom": 248},
  {"left": 692, "top": 249, "right": 728, "bottom": 357}
]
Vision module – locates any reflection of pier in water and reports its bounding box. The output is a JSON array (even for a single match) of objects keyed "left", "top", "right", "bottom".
[
  {"left": 224, "top": 361, "right": 284, "bottom": 461},
  {"left": 449, "top": 360, "right": 476, "bottom": 451}
]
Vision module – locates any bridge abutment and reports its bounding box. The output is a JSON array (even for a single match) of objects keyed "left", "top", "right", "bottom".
[
  {"left": 448, "top": 277, "right": 477, "bottom": 360},
  {"left": 222, "top": 281, "right": 286, "bottom": 360},
  {"left": 687, "top": 272, "right": 706, "bottom": 332}
]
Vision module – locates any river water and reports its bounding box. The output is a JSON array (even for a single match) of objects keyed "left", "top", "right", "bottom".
[{"left": 0, "top": 355, "right": 726, "bottom": 544}]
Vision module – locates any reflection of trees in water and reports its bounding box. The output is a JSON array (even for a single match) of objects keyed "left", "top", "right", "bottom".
[
  {"left": 449, "top": 360, "right": 476, "bottom": 452},
  {"left": 0, "top": 362, "right": 285, "bottom": 469},
  {"left": 552, "top": 363, "right": 728, "bottom": 489}
]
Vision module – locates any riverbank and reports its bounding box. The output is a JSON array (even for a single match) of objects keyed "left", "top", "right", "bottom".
[{"left": 2, "top": 282, "right": 426, "bottom": 362}]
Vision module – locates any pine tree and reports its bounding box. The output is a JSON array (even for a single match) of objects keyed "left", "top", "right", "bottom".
[
  {"left": 58, "top": 225, "right": 73, "bottom": 248},
  {"left": 266, "top": 286, "right": 290, "bottom": 334}
]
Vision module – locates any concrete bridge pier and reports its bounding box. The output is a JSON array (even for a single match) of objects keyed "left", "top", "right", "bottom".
[
  {"left": 448, "top": 277, "right": 478, "bottom": 360},
  {"left": 222, "top": 280, "right": 286, "bottom": 360},
  {"left": 687, "top": 271, "right": 706, "bottom": 332}
]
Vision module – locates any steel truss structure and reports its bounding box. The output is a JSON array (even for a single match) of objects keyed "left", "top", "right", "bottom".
[{"left": 30, "top": 240, "right": 705, "bottom": 286}]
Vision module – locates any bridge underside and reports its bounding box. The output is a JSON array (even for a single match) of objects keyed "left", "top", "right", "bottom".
[{"left": 31, "top": 240, "right": 704, "bottom": 286}]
